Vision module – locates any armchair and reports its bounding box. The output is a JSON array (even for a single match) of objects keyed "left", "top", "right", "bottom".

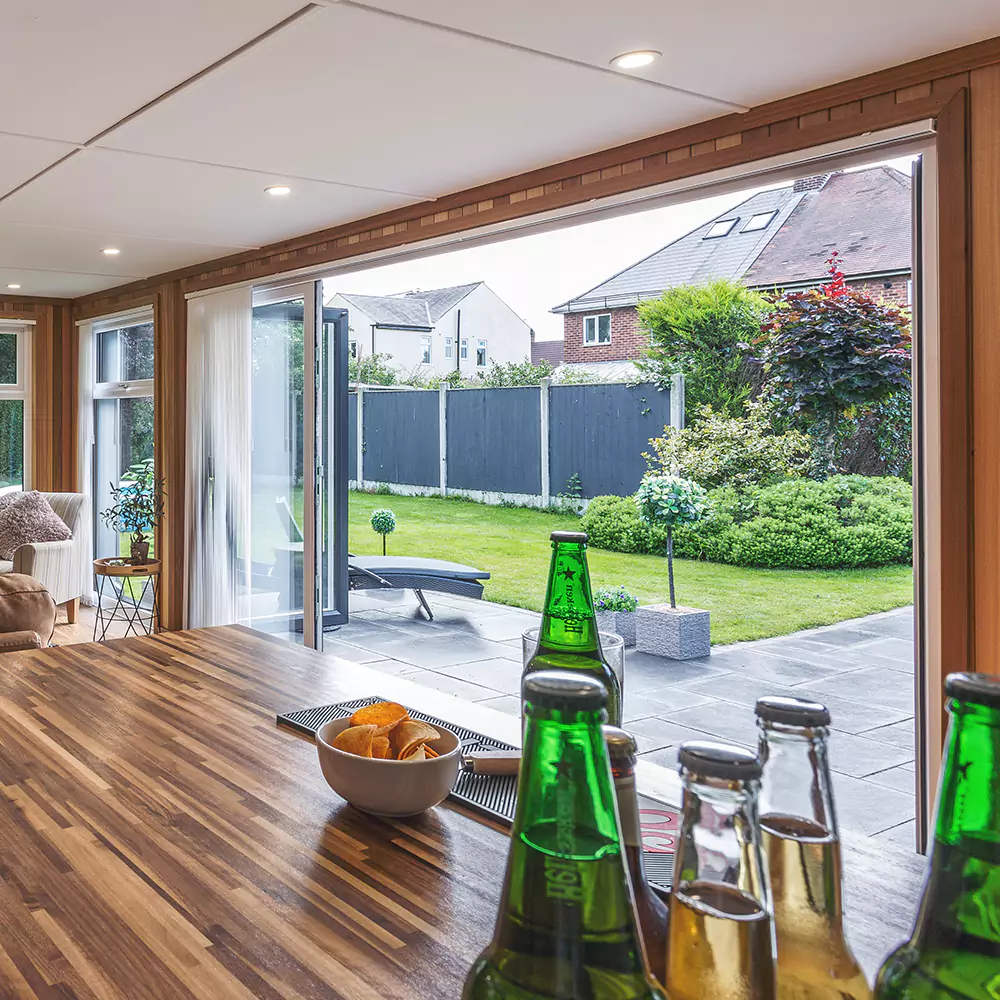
[{"left": 8, "top": 493, "right": 89, "bottom": 623}]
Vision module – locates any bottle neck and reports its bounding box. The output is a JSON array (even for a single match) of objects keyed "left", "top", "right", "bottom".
[
  {"left": 933, "top": 701, "right": 1000, "bottom": 846},
  {"left": 539, "top": 540, "right": 601, "bottom": 654},
  {"left": 674, "top": 772, "right": 770, "bottom": 910},
  {"left": 758, "top": 722, "right": 837, "bottom": 837},
  {"left": 610, "top": 756, "right": 643, "bottom": 853}
]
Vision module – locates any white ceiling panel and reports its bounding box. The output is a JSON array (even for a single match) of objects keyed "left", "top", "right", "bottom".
[
  {"left": 0, "top": 268, "right": 131, "bottom": 299},
  {"left": 0, "top": 0, "right": 306, "bottom": 144},
  {"left": 96, "top": 3, "right": 729, "bottom": 198},
  {"left": 0, "top": 223, "right": 249, "bottom": 283},
  {"left": 0, "top": 134, "right": 77, "bottom": 199},
  {"left": 0, "top": 148, "right": 418, "bottom": 248},
  {"left": 358, "top": 0, "right": 1000, "bottom": 107}
]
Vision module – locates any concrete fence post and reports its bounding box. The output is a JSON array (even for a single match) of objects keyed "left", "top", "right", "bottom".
[
  {"left": 356, "top": 386, "right": 364, "bottom": 486},
  {"left": 540, "top": 377, "right": 551, "bottom": 506},
  {"left": 439, "top": 383, "right": 448, "bottom": 496},
  {"left": 670, "top": 373, "right": 686, "bottom": 430}
]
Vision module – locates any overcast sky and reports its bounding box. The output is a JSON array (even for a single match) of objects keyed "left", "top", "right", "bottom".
[{"left": 323, "top": 156, "right": 915, "bottom": 342}]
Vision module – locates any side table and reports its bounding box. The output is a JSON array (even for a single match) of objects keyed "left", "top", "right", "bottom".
[{"left": 93, "top": 558, "right": 161, "bottom": 640}]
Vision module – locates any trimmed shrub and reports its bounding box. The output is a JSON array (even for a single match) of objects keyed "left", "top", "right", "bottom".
[{"left": 584, "top": 476, "right": 912, "bottom": 570}]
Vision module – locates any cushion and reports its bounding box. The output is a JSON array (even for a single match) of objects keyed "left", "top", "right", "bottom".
[
  {"left": 0, "top": 491, "right": 72, "bottom": 561},
  {"left": 0, "top": 574, "right": 56, "bottom": 644}
]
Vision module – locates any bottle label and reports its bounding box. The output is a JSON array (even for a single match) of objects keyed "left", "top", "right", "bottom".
[
  {"left": 614, "top": 773, "right": 641, "bottom": 848},
  {"left": 544, "top": 855, "right": 583, "bottom": 903}
]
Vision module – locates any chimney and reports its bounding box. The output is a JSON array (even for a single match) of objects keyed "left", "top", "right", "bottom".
[{"left": 793, "top": 173, "right": 831, "bottom": 193}]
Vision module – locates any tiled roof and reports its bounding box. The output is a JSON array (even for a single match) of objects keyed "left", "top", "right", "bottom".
[
  {"left": 531, "top": 339, "right": 564, "bottom": 364},
  {"left": 744, "top": 167, "right": 911, "bottom": 288},
  {"left": 335, "top": 282, "right": 481, "bottom": 328},
  {"left": 551, "top": 187, "right": 801, "bottom": 314}
]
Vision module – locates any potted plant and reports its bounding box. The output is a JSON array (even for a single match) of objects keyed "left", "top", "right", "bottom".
[
  {"left": 100, "top": 460, "right": 166, "bottom": 566},
  {"left": 634, "top": 473, "right": 712, "bottom": 659},
  {"left": 370, "top": 508, "right": 396, "bottom": 555},
  {"left": 594, "top": 586, "right": 639, "bottom": 646}
]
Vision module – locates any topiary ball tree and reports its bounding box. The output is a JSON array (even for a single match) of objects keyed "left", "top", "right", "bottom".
[
  {"left": 635, "top": 474, "right": 710, "bottom": 609},
  {"left": 370, "top": 508, "right": 396, "bottom": 555}
]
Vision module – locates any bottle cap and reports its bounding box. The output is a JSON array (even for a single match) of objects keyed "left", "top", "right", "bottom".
[
  {"left": 946, "top": 672, "right": 1000, "bottom": 709},
  {"left": 523, "top": 671, "right": 607, "bottom": 712},
  {"left": 549, "top": 530, "right": 588, "bottom": 545},
  {"left": 604, "top": 726, "right": 638, "bottom": 758},
  {"left": 678, "top": 741, "right": 762, "bottom": 780},
  {"left": 755, "top": 695, "right": 831, "bottom": 728}
]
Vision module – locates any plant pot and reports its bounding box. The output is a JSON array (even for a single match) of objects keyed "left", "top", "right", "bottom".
[
  {"left": 636, "top": 604, "right": 711, "bottom": 660},
  {"left": 595, "top": 610, "right": 637, "bottom": 647},
  {"left": 130, "top": 540, "right": 150, "bottom": 566}
]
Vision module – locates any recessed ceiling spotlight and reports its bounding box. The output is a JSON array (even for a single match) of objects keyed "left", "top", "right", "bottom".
[
  {"left": 610, "top": 50, "right": 661, "bottom": 70},
  {"left": 266, "top": 185, "right": 292, "bottom": 197},
  {"left": 101, "top": 247, "right": 121, "bottom": 256},
  {"left": 6, "top": 284, "right": 20, "bottom": 290}
]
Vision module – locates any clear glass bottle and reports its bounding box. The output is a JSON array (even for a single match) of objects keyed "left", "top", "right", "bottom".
[
  {"left": 756, "top": 695, "right": 870, "bottom": 1000},
  {"left": 464, "top": 671, "right": 665, "bottom": 1000},
  {"left": 667, "top": 740, "right": 776, "bottom": 1000}
]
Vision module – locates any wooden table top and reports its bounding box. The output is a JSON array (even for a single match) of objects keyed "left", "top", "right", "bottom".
[{"left": 0, "top": 626, "right": 927, "bottom": 998}]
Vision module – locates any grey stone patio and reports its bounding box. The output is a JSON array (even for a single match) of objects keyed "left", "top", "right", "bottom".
[{"left": 328, "top": 591, "right": 915, "bottom": 846}]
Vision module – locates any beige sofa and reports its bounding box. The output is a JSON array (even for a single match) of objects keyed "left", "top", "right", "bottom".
[{"left": 1, "top": 492, "right": 89, "bottom": 623}]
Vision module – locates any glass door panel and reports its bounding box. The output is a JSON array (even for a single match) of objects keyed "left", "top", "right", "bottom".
[{"left": 321, "top": 306, "right": 349, "bottom": 633}]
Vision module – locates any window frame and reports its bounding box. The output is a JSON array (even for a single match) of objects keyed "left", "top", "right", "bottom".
[
  {"left": 704, "top": 218, "right": 739, "bottom": 239},
  {"left": 0, "top": 322, "right": 32, "bottom": 491},
  {"left": 444, "top": 336, "right": 454, "bottom": 359},
  {"left": 460, "top": 338, "right": 468, "bottom": 360},
  {"left": 583, "top": 313, "right": 612, "bottom": 346},
  {"left": 741, "top": 210, "right": 777, "bottom": 233},
  {"left": 476, "top": 339, "right": 488, "bottom": 367},
  {"left": 420, "top": 334, "right": 432, "bottom": 365}
]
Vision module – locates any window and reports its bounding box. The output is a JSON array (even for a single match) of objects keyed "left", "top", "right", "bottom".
[
  {"left": 0, "top": 324, "right": 30, "bottom": 492},
  {"left": 444, "top": 337, "right": 454, "bottom": 359},
  {"left": 93, "top": 317, "right": 155, "bottom": 562},
  {"left": 476, "top": 340, "right": 488, "bottom": 367},
  {"left": 460, "top": 338, "right": 468, "bottom": 360},
  {"left": 583, "top": 314, "right": 612, "bottom": 345},
  {"left": 420, "top": 335, "right": 432, "bottom": 364},
  {"left": 349, "top": 340, "right": 358, "bottom": 359},
  {"left": 742, "top": 211, "right": 777, "bottom": 233},
  {"left": 704, "top": 218, "right": 739, "bottom": 239}
]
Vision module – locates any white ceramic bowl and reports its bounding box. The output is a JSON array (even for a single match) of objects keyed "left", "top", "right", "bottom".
[{"left": 316, "top": 717, "right": 461, "bottom": 817}]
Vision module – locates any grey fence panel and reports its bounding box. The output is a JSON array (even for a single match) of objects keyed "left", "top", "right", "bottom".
[
  {"left": 363, "top": 390, "right": 440, "bottom": 487},
  {"left": 348, "top": 392, "right": 358, "bottom": 478},
  {"left": 548, "top": 382, "right": 670, "bottom": 499},
  {"left": 447, "top": 387, "right": 541, "bottom": 494}
]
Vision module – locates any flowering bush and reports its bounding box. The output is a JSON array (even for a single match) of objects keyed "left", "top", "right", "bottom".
[
  {"left": 594, "top": 586, "right": 639, "bottom": 614},
  {"left": 370, "top": 508, "right": 396, "bottom": 554}
]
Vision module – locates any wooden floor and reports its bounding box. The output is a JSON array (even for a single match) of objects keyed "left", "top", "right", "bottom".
[{"left": 53, "top": 602, "right": 136, "bottom": 644}]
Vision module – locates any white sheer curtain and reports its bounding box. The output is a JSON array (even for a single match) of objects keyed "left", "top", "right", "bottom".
[
  {"left": 76, "top": 322, "right": 96, "bottom": 605},
  {"left": 186, "top": 286, "right": 252, "bottom": 628}
]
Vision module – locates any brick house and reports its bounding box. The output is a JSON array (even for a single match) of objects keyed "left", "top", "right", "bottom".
[{"left": 551, "top": 167, "right": 912, "bottom": 364}]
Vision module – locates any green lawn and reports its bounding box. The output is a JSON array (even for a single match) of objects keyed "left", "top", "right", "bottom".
[{"left": 348, "top": 492, "right": 913, "bottom": 646}]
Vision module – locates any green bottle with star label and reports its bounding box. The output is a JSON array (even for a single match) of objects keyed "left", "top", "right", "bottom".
[
  {"left": 463, "top": 671, "right": 666, "bottom": 1000},
  {"left": 523, "top": 531, "right": 621, "bottom": 727},
  {"left": 874, "top": 672, "right": 1000, "bottom": 1000}
]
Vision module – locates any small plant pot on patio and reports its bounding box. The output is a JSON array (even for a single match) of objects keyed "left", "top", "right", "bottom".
[
  {"left": 595, "top": 610, "right": 637, "bottom": 647},
  {"left": 636, "top": 604, "right": 711, "bottom": 660}
]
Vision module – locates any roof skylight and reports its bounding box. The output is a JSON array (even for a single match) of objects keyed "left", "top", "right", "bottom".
[
  {"left": 742, "top": 211, "right": 778, "bottom": 232},
  {"left": 704, "top": 218, "right": 738, "bottom": 239}
]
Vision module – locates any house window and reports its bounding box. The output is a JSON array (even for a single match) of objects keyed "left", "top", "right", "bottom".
[
  {"left": 93, "top": 316, "right": 155, "bottom": 561},
  {"left": 460, "top": 338, "right": 468, "bottom": 360},
  {"left": 476, "top": 340, "right": 488, "bottom": 367},
  {"left": 0, "top": 324, "right": 30, "bottom": 493},
  {"left": 349, "top": 340, "right": 358, "bottom": 359},
  {"left": 444, "top": 337, "right": 454, "bottom": 359},
  {"left": 742, "top": 211, "right": 777, "bottom": 233},
  {"left": 420, "top": 335, "right": 432, "bottom": 365},
  {"left": 583, "top": 314, "right": 611, "bottom": 345},
  {"left": 704, "top": 218, "right": 738, "bottom": 239}
]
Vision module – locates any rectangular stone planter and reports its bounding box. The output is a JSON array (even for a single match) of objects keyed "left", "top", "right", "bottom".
[
  {"left": 595, "top": 610, "right": 636, "bottom": 647},
  {"left": 636, "top": 604, "right": 711, "bottom": 660}
]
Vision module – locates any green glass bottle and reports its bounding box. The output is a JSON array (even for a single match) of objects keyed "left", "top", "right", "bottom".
[
  {"left": 523, "top": 531, "right": 621, "bottom": 727},
  {"left": 463, "top": 671, "right": 666, "bottom": 1000},
  {"left": 875, "top": 672, "right": 1000, "bottom": 1000}
]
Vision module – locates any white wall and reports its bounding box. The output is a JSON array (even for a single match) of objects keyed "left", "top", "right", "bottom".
[{"left": 328, "top": 284, "right": 531, "bottom": 378}]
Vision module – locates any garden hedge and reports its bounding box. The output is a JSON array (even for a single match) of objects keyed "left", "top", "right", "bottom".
[{"left": 580, "top": 475, "right": 912, "bottom": 569}]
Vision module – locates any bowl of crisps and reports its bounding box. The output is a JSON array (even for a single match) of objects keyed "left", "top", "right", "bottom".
[{"left": 316, "top": 701, "right": 461, "bottom": 817}]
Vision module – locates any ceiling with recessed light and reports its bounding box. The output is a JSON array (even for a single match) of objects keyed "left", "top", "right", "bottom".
[{"left": 1, "top": 0, "right": 998, "bottom": 298}]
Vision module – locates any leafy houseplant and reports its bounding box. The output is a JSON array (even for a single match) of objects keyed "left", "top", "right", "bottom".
[
  {"left": 100, "top": 460, "right": 166, "bottom": 565},
  {"left": 635, "top": 474, "right": 709, "bottom": 608},
  {"left": 370, "top": 508, "right": 396, "bottom": 555},
  {"left": 593, "top": 586, "right": 640, "bottom": 647}
]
